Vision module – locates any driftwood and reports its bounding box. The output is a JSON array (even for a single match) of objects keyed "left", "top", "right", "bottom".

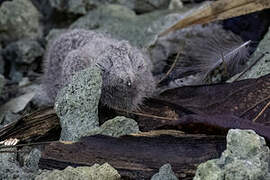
[
  {"left": 0, "top": 108, "right": 60, "bottom": 142},
  {"left": 39, "top": 132, "right": 226, "bottom": 180},
  {"left": 160, "top": 0, "right": 270, "bottom": 36}
]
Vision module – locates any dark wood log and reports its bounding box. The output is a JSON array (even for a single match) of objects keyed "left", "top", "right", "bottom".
[{"left": 39, "top": 132, "right": 226, "bottom": 180}]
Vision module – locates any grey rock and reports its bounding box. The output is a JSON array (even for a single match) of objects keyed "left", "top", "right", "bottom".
[
  {"left": 0, "top": 147, "right": 37, "bottom": 180},
  {"left": 3, "top": 39, "right": 44, "bottom": 82},
  {"left": 49, "top": 0, "right": 89, "bottom": 15},
  {"left": 169, "top": 0, "right": 184, "bottom": 10},
  {"left": 70, "top": 4, "right": 191, "bottom": 48},
  {"left": 0, "top": 147, "right": 23, "bottom": 179},
  {"left": 24, "top": 148, "right": 42, "bottom": 171},
  {"left": 109, "top": 0, "right": 172, "bottom": 14},
  {"left": 0, "top": 0, "right": 42, "bottom": 43},
  {"left": 0, "top": 92, "right": 36, "bottom": 113},
  {"left": 49, "top": 0, "right": 173, "bottom": 15},
  {"left": 87, "top": 116, "right": 140, "bottom": 137},
  {"left": 0, "top": 111, "right": 21, "bottom": 126},
  {"left": 0, "top": 92, "right": 34, "bottom": 125},
  {"left": 151, "top": 163, "right": 178, "bottom": 180},
  {"left": 0, "top": 45, "right": 4, "bottom": 74},
  {"left": 232, "top": 27, "right": 270, "bottom": 80},
  {"left": 194, "top": 129, "right": 270, "bottom": 180},
  {"left": 55, "top": 67, "right": 102, "bottom": 141},
  {"left": 0, "top": 74, "right": 5, "bottom": 95},
  {"left": 4, "top": 39, "right": 44, "bottom": 64},
  {"left": 35, "top": 163, "right": 121, "bottom": 180}
]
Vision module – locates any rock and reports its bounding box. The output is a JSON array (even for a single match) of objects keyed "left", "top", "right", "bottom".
[
  {"left": 87, "top": 116, "right": 140, "bottom": 137},
  {"left": 24, "top": 148, "right": 42, "bottom": 172},
  {"left": 55, "top": 67, "right": 102, "bottom": 141},
  {"left": 4, "top": 39, "right": 44, "bottom": 64},
  {"left": 194, "top": 129, "right": 270, "bottom": 180},
  {"left": 0, "top": 147, "right": 24, "bottom": 179},
  {"left": 151, "top": 163, "right": 178, "bottom": 180},
  {"left": 0, "top": 74, "right": 5, "bottom": 95},
  {"left": 49, "top": 0, "right": 89, "bottom": 15},
  {"left": 168, "top": 0, "right": 184, "bottom": 10},
  {"left": 3, "top": 39, "right": 44, "bottom": 82},
  {"left": 0, "top": 147, "right": 37, "bottom": 179},
  {"left": 0, "top": 111, "right": 21, "bottom": 126},
  {"left": 49, "top": 0, "right": 174, "bottom": 15},
  {"left": 232, "top": 27, "right": 270, "bottom": 80},
  {"left": 112, "top": 0, "right": 172, "bottom": 14},
  {"left": 70, "top": 4, "right": 191, "bottom": 48},
  {"left": 0, "top": 92, "right": 34, "bottom": 125},
  {"left": 35, "top": 163, "right": 121, "bottom": 180},
  {"left": 0, "top": 92, "right": 36, "bottom": 114},
  {"left": 0, "top": 45, "right": 4, "bottom": 74},
  {"left": 0, "top": 0, "right": 42, "bottom": 43}
]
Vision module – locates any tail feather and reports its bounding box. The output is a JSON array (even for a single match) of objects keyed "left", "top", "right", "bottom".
[{"left": 175, "top": 33, "right": 251, "bottom": 82}]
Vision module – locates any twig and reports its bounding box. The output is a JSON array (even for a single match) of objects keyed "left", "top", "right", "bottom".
[
  {"left": 115, "top": 108, "right": 177, "bottom": 121},
  {"left": 253, "top": 101, "right": 270, "bottom": 122},
  {"left": 158, "top": 49, "right": 182, "bottom": 84},
  {"left": 240, "top": 95, "right": 270, "bottom": 118}
]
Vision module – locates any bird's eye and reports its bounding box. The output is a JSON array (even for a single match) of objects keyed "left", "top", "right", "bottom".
[
  {"left": 127, "top": 81, "right": 131, "bottom": 87},
  {"left": 138, "top": 65, "right": 143, "bottom": 70}
]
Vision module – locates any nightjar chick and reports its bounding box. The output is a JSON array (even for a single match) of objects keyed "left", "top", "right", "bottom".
[{"left": 42, "top": 29, "right": 156, "bottom": 110}]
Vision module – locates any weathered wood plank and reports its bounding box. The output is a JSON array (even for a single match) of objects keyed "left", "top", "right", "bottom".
[{"left": 39, "top": 133, "right": 226, "bottom": 179}]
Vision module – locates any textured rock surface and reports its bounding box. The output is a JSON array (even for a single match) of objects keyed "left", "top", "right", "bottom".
[
  {"left": 169, "top": 0, "right": 184, "bottom": 10},
  {"left": 112, "top": 0, "right": 173, "bottom": 14},
  {"left": 194, "top": 129, "right": 270, "bottom": 180},
  {"left": 49, "top": 0, "right": 89, "bottom": 15},
  {"left": 70, "top": 4, "right": 191, "bottom": 48},
  {"left": 3, "top": 39, "right": 44, "bottom": 82},
  {"left": 4, "top": 39, "right": 44, "bottom": 64},
  {"left": 0, "top": 0, "right": 42, "bottom": 43},
  {"left": 0, "top": 147, "right": 38, "bottom": 179},
  {"left": 0, "top": 74, "right": 5, "bottom": 95},
  {"left": 0, "top": 45, "right": 4, "bottom": 74},
  {"left": 49, "top": 0, "right": 174, "bottom": 15},
  {"left": 235, "top": 27, "right": 270, "bottom": 80},
  {"left": 35, "top": 163, "right": 121, "bottom": 180},
  {"left": 151, "top": 163, "right": 178, "bottom": 180},
  {"left": 55, "top": 67, "right": 102, "bottom": 141},
  {"left": 87, "top": 116, "right": 140, "bottom": 137},
  {"left": 24, "top": 148, "right": 42, "bottom": 171}
]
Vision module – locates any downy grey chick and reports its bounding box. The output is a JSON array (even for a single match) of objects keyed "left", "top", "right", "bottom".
[{"left": 42, "top": 29, "right": 156, "bottom": 110}]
